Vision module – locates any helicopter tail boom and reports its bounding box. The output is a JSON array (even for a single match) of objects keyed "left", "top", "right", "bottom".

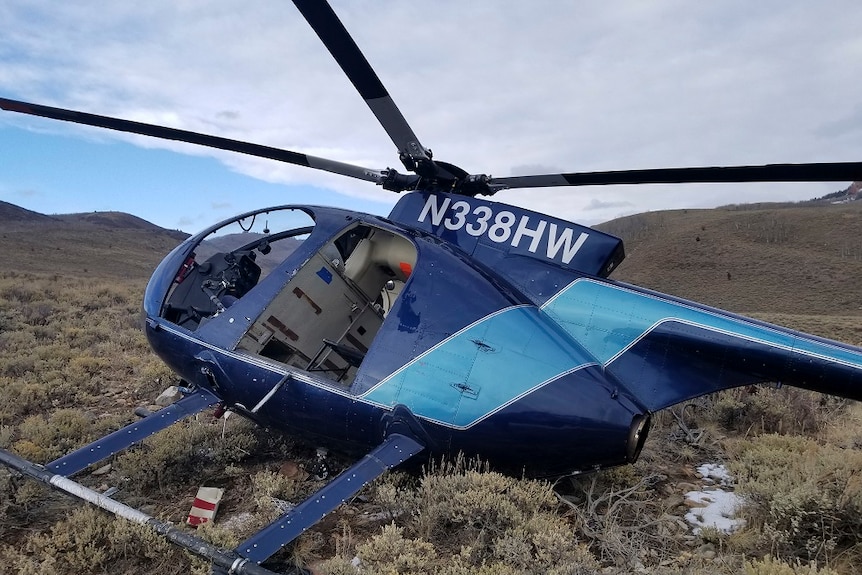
[{"left": 543, "top": 278, "right": 862, "bottom": 411}]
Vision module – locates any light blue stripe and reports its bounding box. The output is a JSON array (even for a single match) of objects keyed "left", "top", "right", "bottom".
[
  {"left": 362, "top": 306, "right": 596, "bottom": 428},
  {"left": 542, "top": 279, "right": 862, "bottom": 368}
]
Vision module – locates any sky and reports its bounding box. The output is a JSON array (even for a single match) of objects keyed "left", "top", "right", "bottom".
[{"left": 1, "top": 1, "right": 860, "bottom": 232}]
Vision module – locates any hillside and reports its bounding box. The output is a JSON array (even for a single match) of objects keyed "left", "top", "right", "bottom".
[
  {"left": 0, "top": 202, "right": 187, "bottom": 280},
  {"left": 56, "top": 210, "right": 179, "bottom": 232},
  {"left": 4, "top": 199, "right": 862, "bottom": 320},
  {"left": 597, "top": 201, "right": 862, "bottom": 320},
  {"left": 0, "top": 200, "right": 59, "bottom": 223}
]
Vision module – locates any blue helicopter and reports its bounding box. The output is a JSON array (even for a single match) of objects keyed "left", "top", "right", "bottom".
[{"left": 2, "top": 1, "right": 862, "bottom": 574}]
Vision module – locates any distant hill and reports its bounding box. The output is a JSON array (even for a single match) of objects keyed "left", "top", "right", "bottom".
[
  {"left": 0, "top": 202, "right": 188, "bottom": 280},
  {"left": 57, "top": 210, "right": 179, "bottom": 232},
  {"left": 3, "top": 199, "right": 862, "bottom": 335},
  {"left": 0, "top": 200, "right": 59, "bottom": 223},
  {"left": 596, "top": 201, "right": 862, "bottom": 318},
  {"left": 200, "top": 232, "right": 301, "bottom": 261},
  {"left": 197, "top": 232, "right": 302, "bottom": 277}
]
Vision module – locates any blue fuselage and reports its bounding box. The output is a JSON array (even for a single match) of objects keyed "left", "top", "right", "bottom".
[
  {"left": 143, "top": 194, "right": 862, "bottom": 478},
  {"left": 142, "top": 200, "right": 649, "bottom": 476}
]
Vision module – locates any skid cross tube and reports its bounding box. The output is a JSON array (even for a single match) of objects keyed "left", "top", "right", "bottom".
[{"left": 0, "top": 448, "right": 293, "bottom": 575}]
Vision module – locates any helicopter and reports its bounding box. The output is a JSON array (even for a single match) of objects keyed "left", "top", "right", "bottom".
[{"left": 2, "top": 1, "right": 862, "bottom": 574}]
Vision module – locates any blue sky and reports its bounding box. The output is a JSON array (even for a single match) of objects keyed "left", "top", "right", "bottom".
[
  {"left": 0, "top": 122, "right": 394, "bottom": 231},
  {"left": 1, "top": 1, "right": 860, "bottom": 232}
]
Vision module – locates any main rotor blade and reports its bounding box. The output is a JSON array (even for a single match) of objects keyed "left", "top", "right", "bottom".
[
  {"left": 0, "top": 97, "right": 385, "bottom": 184},
  {"left": 490, "top": 162, "right": 862, "bottom": 191},
  {"left": 291, "top": 0, "right": 432, "bottom": 165}
]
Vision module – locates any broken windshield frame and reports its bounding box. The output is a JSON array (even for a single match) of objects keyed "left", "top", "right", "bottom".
[{"left": 143, "top": 206, "right": 315, "bottom": 329}]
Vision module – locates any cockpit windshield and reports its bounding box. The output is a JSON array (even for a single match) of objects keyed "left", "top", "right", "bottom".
[{"left": 161, "top": 207, "right": 315, "bottom": 330}]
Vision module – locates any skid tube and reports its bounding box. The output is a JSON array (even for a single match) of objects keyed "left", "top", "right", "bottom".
[{"left": 0, "top": 448, "right": 300, "bottom": 575}]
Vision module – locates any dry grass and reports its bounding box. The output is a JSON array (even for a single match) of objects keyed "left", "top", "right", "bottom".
[
  {"left": 1, "top": 203, "right": 862, "bottom": 574},
  {"left": 0, "top": 214, "right": 185, "bottom": 280}
]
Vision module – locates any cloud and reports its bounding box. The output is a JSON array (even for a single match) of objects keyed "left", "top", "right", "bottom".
[
  {"left": 813, "top": 105, "right": 862, "bottom": 139},
  {"left": 2, "top": 0, "right": 861, "bottom": 224},
  {"left": 583, "top": 198, "right": 635, "bottom": 211}
]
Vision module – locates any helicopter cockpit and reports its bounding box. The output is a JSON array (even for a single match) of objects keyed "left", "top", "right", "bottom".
[
  {"left": 155, "top": 206, "right": 417, "bottom": 386},
  {"left": 161, "top": 208, "right": 314, "bottom": 330}
]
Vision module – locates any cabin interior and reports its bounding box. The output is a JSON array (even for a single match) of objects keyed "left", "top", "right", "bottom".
[{"left": 236, "top": 224, "right": 416, "bottom": 386}]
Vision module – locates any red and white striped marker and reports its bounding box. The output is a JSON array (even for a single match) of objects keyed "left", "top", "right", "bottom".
[{"left": 187, "top": 486, "right": 224, "bottom": 526}]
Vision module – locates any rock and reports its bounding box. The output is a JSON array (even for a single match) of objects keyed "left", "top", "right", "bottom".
[
  {"left": 682, "top": 535, "right": 697, "bottom": 546},
  {"left": 134, "top": 406, "right": 153, "bottom": 418},
  {"left": 279, "top": 460, "right": 308, "bottom": 480},
  {"left": 676, "top": 481, "right": 698, "bottom": 493},
  {"left": 155, "top": 385, "right": 182, "bottom": 407},
  {"left": 92, "top": 463, "right": 112, "bottom": 476},
  {"left": 684, "top": 497, "right": 709, "bottom": 508},
  {"left": 220, "top": 512, "right": 255, "bottom": 532},
  {"left": 697, "top": 543, "right": 716, "bottom": 560}
]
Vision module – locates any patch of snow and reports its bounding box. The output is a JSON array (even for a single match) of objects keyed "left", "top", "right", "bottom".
[
  {"left": 684, "top": 463, "right": 746, "bottom": 535},
  {"left": 270, "top": 497, "right": 296, "bottom": 514},
  {"left": 696, "top": 463, "right": 733, "bottom": 487},
  {"left": 685, "top": 489, "right": 746, "bottom": 535}
]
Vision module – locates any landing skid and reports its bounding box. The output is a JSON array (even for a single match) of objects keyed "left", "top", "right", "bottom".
[{"left": 1, "top": 418, "right": 422, "bottom": 574}]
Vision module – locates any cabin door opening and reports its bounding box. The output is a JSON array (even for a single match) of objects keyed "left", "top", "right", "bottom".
[{"left": 236, "top": 224, "right": 416, "bottom": 386}]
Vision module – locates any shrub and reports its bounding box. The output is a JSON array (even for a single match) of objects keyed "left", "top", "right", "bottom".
[
  {"left": 354, "top": 457, "right": 600, "bottom": 575},
  {"left": 14, "top": 409, "right": 101, "bottom": 462},
  {"left": 251, "top": 469, "right": 303, "bottom": 512},
  {"left": 356, "top": 523, "right": 438, "bottom": 574},
  {"left": 706, "top": 387, "right": 840, "bottom": 436},
  {"left": 728, "top": 435, "right": 862, "bottom": 566},
  {"left": 115, "top": 416, "right": 259, "bottom": 493},
  {"left": 20, "top": 301, "right": 54, "bottom": 326},
  {"left": 745, "top": 555, "right": 840, "bottom": 575},
  {"left": 0, "top": 469, "right": 14, "bottom": 538},
  {"left": 559, "top": 468, "right": 674, "bottom": 569},
  {"left": 0, "top": 506, "right": 181, "bottom": 575}
]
